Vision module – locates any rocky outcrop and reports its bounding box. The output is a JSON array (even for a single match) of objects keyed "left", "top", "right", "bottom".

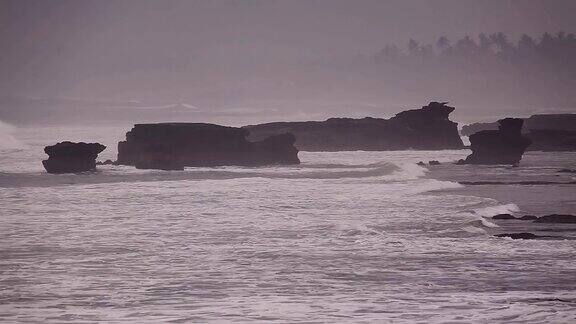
[
  {"left": 116, "top": 123, "right": 299, "bottom": 170},
  {"left": 492, "top": 214, "right": 516, "bottom": 220},
  {"left": 525, "top": 114, "right": 576, "bottom": 132},
  {"left": 459, "top": 118, "right": 532, "bottom": 165},
  {"left": 461, "top": 114, "right": 576, "bottom": 151},
  {"left": 533, "top": 214, "right": 576, "bottom": 224},
  {"left": 526, "top": 129, "right": 576, "bottom": 151},
  {"left": 461, "top": 114, "right": 576, "bottom": 136},
  {"left": 461, "top": 122, "right": 499, "bottom": 136},
  {"left": 42, "top": 141, "right": 106, "bottom": 174},
  {"left": 244, "top": 102, "right": 464, "bottom": 151}
]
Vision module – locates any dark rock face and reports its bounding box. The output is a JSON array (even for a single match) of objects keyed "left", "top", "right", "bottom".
[
  {"left": 526, "top": 129, "right": 576, "bottom": 151},
  {"left": 461, "top": 114, "right": 576, "bottom": 151},
  {"left": 492, "top": 214, "right": 516, "bottom": 220},
  {"left": 519, "top": 215, "right": 538, "bottom": 221},
  {"left": 533, "top": 214, "right": 576, "bottom": 224},
  {"left": 42, "top": 142, "right": 106, "bottom": 174},
  {"left": 495, "top": 233, "right": 540, "bottom": 240},
  {"left": 461, "top": 122, "right": 499, "bottom": 137},
  {"left": 525, "top": 114, "right": 576, "bottom": 132},
  {"left": 428, "top": 160, "right": 441, "bottom": 165},
  {"left": 244, "top": 102, "right": 463, "bottom": 151},
  {"left": 116, "top": 123, "right": 300, "bottom": 170},
  {"left": 460, "top": 118, "right": 532, "bottom": 165}
]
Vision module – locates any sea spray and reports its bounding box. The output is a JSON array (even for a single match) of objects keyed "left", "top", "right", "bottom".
[
  {"left": 0, "top": 120, "right": 24, "bottom": 150},
  {"left": 474, "top": 203, "right": 520, "bottom": 218}
]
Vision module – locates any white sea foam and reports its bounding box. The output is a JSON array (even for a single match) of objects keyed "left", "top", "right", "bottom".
[
  {"left": 1, "top": 127, "right": 575, "bottom": 323},
  {"left": 0, "top": 120, "right": 24, "bottom": 150},
  {"left": 474, "top": 203, "right": 520, "bottom": 217}
]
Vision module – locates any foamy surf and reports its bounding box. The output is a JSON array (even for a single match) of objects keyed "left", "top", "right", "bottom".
[{"left": 474, "top": 203, "right": 520, "bottom": 218}]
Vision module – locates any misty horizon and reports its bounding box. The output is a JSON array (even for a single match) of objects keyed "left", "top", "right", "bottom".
[{"left": 1, "top": 0, "right": 576, "bottom": 126}]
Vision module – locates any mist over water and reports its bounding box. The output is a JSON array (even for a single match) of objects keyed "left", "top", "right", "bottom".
[
  {"left": 0, "top": 120, "right": 24, "bottom": 150},
  {"left": 1, "top": 1, "right": 576, "bottom": 322}
]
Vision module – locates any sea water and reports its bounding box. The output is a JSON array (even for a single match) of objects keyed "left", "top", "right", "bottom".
[{"left": 0, "top": 126, "right": 575, "bottom": 323}]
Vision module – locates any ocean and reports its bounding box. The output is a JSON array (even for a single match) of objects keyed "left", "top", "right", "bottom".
[{"left": 1, "top": 125, "right": 575, "bottom": 323}]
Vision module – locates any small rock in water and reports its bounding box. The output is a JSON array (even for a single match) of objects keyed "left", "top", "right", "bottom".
[
  {"left": 533, "top": 214, "right": 576, "bottom": 224},
  {"left": 416, "top": 161, "right": 426, "bottom": 166},
  {"left": 558, "top": 168, "right": 576, "bottom": 174},
  {"left": 429, "top": 160, "right": 441, "bottom": 165},
  {"left": 495, "top": 233, "right": 540, "bottom": 240},
  {"left": 42, "top": 141, "right": 106, "bottom": 174},
  {"left": 519, "top": 215, "right": 538, "bottom": 220},
  {"left": 461, "top": 118, "right": 532, "bottom": 165},
  {"left": 492, "top": 214, "right": 516, "bottom": 220}
]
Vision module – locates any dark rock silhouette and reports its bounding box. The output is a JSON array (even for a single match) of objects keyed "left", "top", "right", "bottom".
[
  {"left": 244, "top": 102, "right": 463, "bottom": 151},
  {"left": 527, "top": 129, "right": 576, "bottom": 151},
  {"left": 558, "top": 169, "right": 576, "bottom": 174},
  {"left": 461, "top": 122, "right": 499, "bottom": 137},
  {"left": 533, "top": 214, "right": 576, "bottom": 224},
  {"left": 519, "top": 215, "right": 538, "bottom": 220},
  {"left": 428, "top": 160, "right": 441, "bottom": 165},
  {"left": 42, "top": 141, "right": 106, "bottom": 174},
  {"left": 416, "top": 161, "right": 426, "bottom": 166},
  {"left": 495, "top": 233, "right": 540, "bottom": 240},
  {"left": 459, "top": 118, "right": 532, "bottom": 165},
  {"left": 116, "top": 123, "right": 300, "bottom": 170},
  {"left": 492, "top": 214, "right": 516, "bottom": 220},
  {"left": 461, "top": 114, "right": 576, "bottom": 151}
]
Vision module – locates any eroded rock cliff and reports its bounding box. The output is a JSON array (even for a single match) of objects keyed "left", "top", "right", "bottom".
[
  {"left": 244, "top": 102, "right": 464, "bottom": 151},
  {"left": 116, "top": 123, "right": 299, "bottom": 169}
]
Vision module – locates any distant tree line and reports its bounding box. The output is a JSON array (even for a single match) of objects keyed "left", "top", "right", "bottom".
[
  {"left": 369, "top": 32, "right": 576, "bottom": 107},
  {"left": 374, "top": 32, "right": 575, "bottom": 72}
]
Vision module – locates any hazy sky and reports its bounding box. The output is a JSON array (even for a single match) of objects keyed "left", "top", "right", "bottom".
[{"left": 1, "top": 0, "right": 575, "bottom": 121}]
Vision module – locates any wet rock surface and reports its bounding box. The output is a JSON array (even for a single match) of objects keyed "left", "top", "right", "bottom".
[{"left": 42, "top": 142, "right": 106, "bottom": 174}]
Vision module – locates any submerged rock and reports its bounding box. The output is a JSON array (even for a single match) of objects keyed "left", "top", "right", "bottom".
[
  {"left": 428, "top": 160, "right": 441, "bottom": 165},
  {"left": 533, "top": 214, "right": 576, "bottom": 224},
  {"left": 519, "top": 215, "right": 538, "bottom": 221},
  {"left": 42, "top": 141, "right": 106, "bottom": 174},
  {"left": 116, "top": 123, "right": 300, "bottom": 170},
  {"left": 495, "top": 233, "right": 540, "bottom": 240},
  {"left": 460, "top": 118, "right": 532, "bottom": 165},
  {"left": 244, "top": 102, "right": 464, "bottom": 151},
  {"left": 492, "top": 214, "right": 516, "bottom": 220}
]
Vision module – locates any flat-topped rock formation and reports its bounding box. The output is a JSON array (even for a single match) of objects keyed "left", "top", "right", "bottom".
[
  {"left": 116, "top": 123, "right": 300, "bottom": 170},
  {"left": 42, "top": 141, "right": 106, "bottom": 174},
  {"left": 243, "top": 102, "right": 464, "bottom": 151},
  {"left": 459, "top": 118, "right": 532, "bottom": 165},
  {"left": 461, "top": 114, "right": 576, "bottom": 151}
]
